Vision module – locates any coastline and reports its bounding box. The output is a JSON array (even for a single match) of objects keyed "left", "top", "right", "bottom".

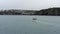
[{"left": 0, "top": 15, "right": 59, "bottom": 16}]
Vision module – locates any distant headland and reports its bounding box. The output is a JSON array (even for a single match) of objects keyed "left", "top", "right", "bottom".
[{"left": 0, "top": 7, "right": 60, "bottom": 16}]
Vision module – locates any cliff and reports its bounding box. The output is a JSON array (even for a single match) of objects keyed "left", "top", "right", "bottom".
[
  {"left": 0, "top": 7, "right": 60, "bottom": 16},
  {"left": 36, "top": 7, "right": 60, "bottom": 16}
]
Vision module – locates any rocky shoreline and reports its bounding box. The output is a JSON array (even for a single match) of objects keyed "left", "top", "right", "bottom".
[{"left": 0, "top": 7, "right": 60, "bottom": 16}]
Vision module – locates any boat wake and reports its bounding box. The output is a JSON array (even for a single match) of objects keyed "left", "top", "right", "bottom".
[{"left": 32, "top": 19, "right": 60, "bottom": 26}]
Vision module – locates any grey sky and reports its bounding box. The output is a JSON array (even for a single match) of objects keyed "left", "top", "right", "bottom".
[{"left": 0, "top": 0, "right": 60, "bottom": 10}]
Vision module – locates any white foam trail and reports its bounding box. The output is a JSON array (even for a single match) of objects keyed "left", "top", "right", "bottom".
[
  {"left": 32, "top": 19, "right": 60, "bottom": 27},
  {"left": 35, "top": 20, "right": 60, "bottom": 26}
]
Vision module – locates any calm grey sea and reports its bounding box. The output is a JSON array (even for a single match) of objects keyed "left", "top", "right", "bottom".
[{"left": 0, "top": 15, "right": 60, "bottom": 34}]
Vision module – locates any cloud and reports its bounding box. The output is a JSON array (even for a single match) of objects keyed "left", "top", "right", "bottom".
[{"left": 0, "top": 0, "right": 60, "bottom": 10}]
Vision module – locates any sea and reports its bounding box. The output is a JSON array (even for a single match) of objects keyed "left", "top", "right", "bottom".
[{"left": 0, "top": 15, "right": 60, "bottom": 34}]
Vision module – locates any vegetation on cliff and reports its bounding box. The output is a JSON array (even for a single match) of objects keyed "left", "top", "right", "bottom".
[{"left": 0, "top": 7, "right": 60, "bottom": 16}]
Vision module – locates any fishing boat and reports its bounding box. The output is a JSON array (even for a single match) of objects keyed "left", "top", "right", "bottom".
[
  {"left": 32, "top": 18, "right": 37, "bottom": 20},
  {"left": 32, "top": 18, "right": 37, "bottom": 24}
]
